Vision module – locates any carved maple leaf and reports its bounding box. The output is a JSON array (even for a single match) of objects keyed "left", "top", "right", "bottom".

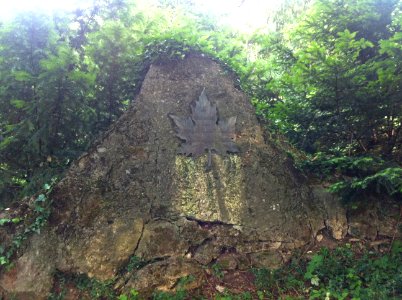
[{"left": 169, "top": 89, "right": 239, "bottom": 167}]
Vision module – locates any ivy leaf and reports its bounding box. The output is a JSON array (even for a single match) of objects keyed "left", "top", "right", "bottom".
[
  {"left": 0, "top": 256, "right": 8, "bottom": 265},
  {"left": 36, "top": 194, "right": 46, "bottom": 202},
  {"left": 311, "top": 275, "right": 320, "bottom": 286},
  {"left": 169, "top": 89, "right": 239, "bottom": 167},
  {"left": 0, "top": 219, "right": 11, "bottom": 226}
]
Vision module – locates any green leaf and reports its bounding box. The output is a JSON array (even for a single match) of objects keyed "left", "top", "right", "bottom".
[
  {"left": 34, "top": 206, "right": 45, "bottom": 213},
  {"left": 36, "top": 194, "right": 46, "bottom": 202},
  {"left": 0, "top": 256, "right": 8, "bottom": 265},
  {"left": 0, "top": 218, "right": 11, "bottom": 226},
  {"left": 0, "top": 136, "right": 15, "bottom": 150},
  {"left": 10, "top": 99, "right": 27, "bottom": 109},
  {"left": 311, "top": 274, "right": 320, "bottom": 286},
  {"left": 12, "top": 70, "right": 32, "bottom": 81},
  {"left": 12, "top": 217, "right": 22, "bottom": 224}
]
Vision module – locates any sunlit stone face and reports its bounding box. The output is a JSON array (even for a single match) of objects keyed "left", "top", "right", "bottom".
[{"left": 173, "top": 154, "right": 244, "bottom": 224}]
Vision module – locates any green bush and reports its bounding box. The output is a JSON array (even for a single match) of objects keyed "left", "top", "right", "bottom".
[
  {"left": 305, "top": 244, "right": 402, "bottom": 299},
  {"left": 250, "top": 244, "right": 402, "bottom": 300},
  {"left": 300, "top": 154, "right": 402, "bottom": 202}
]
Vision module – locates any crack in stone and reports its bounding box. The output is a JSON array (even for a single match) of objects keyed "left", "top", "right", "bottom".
[
  {"left": 184, "top": 216, "right": 236, "bottom": 227},
  {"left": 188, "top": 237, "right": 214, "bottom": 257},
  {"left": 133, "top": 220, "right": 145, "bottom": 255}
]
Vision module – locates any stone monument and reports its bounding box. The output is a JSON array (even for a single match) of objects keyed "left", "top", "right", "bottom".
[{"left": 1, "top": 54, "right": 354, "bottom": 298}]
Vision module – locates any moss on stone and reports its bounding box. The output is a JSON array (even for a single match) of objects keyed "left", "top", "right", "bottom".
[{"left": 173, "top": 154, "right": 244, "bottom": 224}]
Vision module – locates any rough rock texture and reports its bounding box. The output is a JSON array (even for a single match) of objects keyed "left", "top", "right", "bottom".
[
  {"left": 311, "top": 186, "right": 348, "bottom": 240},
  {"left": 347, "top": 198, "right": 401, "bottom": 241},
  {"left": 1, "top": 54, "right": 399, "bottom": 299}
]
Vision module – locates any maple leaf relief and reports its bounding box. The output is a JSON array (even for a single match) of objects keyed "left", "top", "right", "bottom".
[{"left": 169, "top": 89, "right": 239, "bottom": 167}]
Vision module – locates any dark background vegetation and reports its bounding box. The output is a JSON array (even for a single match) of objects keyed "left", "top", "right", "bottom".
[{"left": 0, "top": 1, "right": 401, "bottom": 298}]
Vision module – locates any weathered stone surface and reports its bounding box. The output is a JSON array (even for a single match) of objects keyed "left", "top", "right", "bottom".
[
  {"left": 136, "top": 220, "right": 189, "bottom": 260},
  {"left": 348, "top": 198, "right": 401, "bottom": 240},
  {"left": 2, "top": 54, "right": 398, "bottom": 299},
  {"left": 58, "top": 218, "right": 144, "bottom": 279},
  {"left": 0, "top": 234, "right": 57, "bottom": 300},
  {"left": 311, "top": 186, "right": 348, "bottom": 240},
  {"left": 123, "top": 257, "right": 203, "bottom": 295}
]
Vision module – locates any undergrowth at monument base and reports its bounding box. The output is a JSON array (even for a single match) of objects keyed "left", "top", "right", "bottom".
[{"left": 47, "top": 242, "right": 402, "bottom": 300}]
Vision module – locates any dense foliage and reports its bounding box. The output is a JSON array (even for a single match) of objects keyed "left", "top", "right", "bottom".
[
  {"left": 0, "top": 0, "right": 401, "bottom": 205},
  {"left": 251, "top": 243, "right": 402, "bottom": 299},
  {"left": 0, "top": 1, "right": 401, "bottom": 298}
]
